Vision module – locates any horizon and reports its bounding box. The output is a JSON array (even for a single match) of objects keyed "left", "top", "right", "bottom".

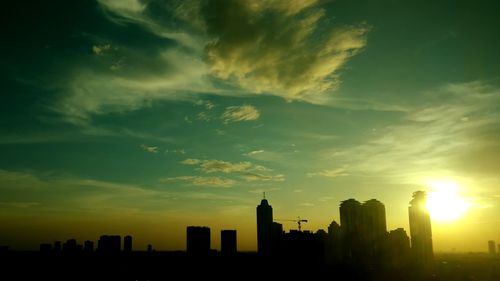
[
  {"left": 1, "top": 0, "right": 500, "bottom": 253},
  {"left": 1, "top": 193, "right": 497, "bottom": 253}
]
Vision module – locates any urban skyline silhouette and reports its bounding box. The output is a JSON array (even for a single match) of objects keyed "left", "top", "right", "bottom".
[{"left": 1, "top": 191, "right": 499, "bottom": 280}]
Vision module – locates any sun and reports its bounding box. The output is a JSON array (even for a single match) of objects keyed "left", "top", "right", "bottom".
[{"left": 425, "top": 181, "right": 470, "bottom": 222}]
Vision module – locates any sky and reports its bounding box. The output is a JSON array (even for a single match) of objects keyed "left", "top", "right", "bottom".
[{"left": 1, "top": 0, "right": 499, "bottom": 252}]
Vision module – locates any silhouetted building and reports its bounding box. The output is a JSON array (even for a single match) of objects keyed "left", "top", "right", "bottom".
[
  {"left": 362, "top": 199, "right": 387, "bottom": 260},
  {"left": 315, "top": 229, "right": 328, "bottom": 264},
  {"left": 257, "top": 196, "right": 274, "bottom": 255},
  {"left": 124, "top": 235, "right": 132, "bottom": 253},
  {"left": 62, "top": 239, "right": 78, "bottom": 253},
  {"left": 340, "top": 199, "right": 364, "bottom": 262},
  {"left": 386, "top": 228, "right": 411, "bottom": 269},
  {"left": 409, "top": 191, "right": 433, "bottom": 270},
  {"left": 221, "top": 230, "right": 237, "bottom": 255},
  {"left": 326, "top": 220, "right": 342, "bottom": 264},
  {"left": 83, "top": 240, "right": 94, "bottom": 252},
  {"left": 488, "top": 240, "right": 496, "bottom": 255},
  {"left": 281, "top": 230, "right": 323, "bottom": 263},
  {"left": 186, "top": 226, "right": 211, "bottom": 255},
  {"left": 53, "top": 241, "right": 61, "bottom": 252},
  {"left": 98, "top": 235, "right": 121, "bottom": 253},
  {"left": 40, "top": 243, "right": 52, "bottom": 253},
  {"left": 147, "top": 244, "right": 153, "bottom": 252}
]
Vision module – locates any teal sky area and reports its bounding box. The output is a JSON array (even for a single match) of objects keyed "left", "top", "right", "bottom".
[{"left": 1, "top": 0, "right": 499, "bottom": 252}]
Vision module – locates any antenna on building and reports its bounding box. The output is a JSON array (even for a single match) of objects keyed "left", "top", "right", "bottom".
[{"left": 263, "top": 192, "right": 266, "bottom": 199}]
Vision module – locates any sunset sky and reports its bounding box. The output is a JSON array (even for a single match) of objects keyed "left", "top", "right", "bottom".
[{"left": 1, "top": 0, "right": 499, "bottom": 252}]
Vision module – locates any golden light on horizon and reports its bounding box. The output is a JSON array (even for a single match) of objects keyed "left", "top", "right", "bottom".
[{"left": 426, "top": 180, "right": 471, "bottom": 223}]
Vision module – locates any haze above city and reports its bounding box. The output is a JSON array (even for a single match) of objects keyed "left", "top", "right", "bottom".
[{"left": 1, "top": 0, "right": 499, "bottom": 252}]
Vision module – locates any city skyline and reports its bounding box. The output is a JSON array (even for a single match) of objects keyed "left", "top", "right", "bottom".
[
  {"left": 3, "top": 192, "right": 498, "bottom": 256},
  {"left": 2, "top": 0, "right": 500, "bottom": 253}
]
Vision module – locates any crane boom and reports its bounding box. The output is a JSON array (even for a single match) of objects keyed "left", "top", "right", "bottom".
[{"left": 275, "top": 217, "right": 308, "bottom": 231}]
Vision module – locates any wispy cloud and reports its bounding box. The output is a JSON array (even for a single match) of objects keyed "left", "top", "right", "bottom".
[
  {"left": 165, "top": 149, "right": 186, "bottom": 155},
  {"left": 299, "top": 202, "right": 315, "bottom": 207},
  {"left": 244, "top": 150, "right": 264, "bottom": 156},
  {"left": 161, "top": 176, "right": 235, "bottom": 188},
  {"left": 221, "top": 105, "right": 260, "bottom": 124},
  {"left": 193, "top": 100, "right": 217, "bottom": 122},
  {"left": 307, "top": 168, "right": 349, "bottom": 178},
  {"left": 241, "top": 172, "right": 285, "bottom": 182},
  {"left": 56, "top": 48, "right": 214, "bottom": 125},
  {"left": 140, "top": 144, "right": 159, "bottom": 154},
  {"left": 196, "top": 100, "right": 215, "bottom": 110},
  {"left": 181, "top": 159, "right": 251, "bottom": 173},
  {"left": 318, "top": 196, "right": 334, "bottom": 202},
  {"left": 180, "top": 158, "right": 284, "bottom": 182},
  {"left": 322, "top": 81, "right": 500, "bottom": 184},
  {"left": 98, "top": 0, "right": 146, "bottom": 15},
  {"left": 92, "top": 44, "right": 112, "bottom": 55},
  {"left": 0, "top": 169, "right": 171, "bottom": 214}
]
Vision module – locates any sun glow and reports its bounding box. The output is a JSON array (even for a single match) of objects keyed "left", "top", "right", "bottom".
[{"left": 426, "top": 181, "right": 471, "bottom": 222}]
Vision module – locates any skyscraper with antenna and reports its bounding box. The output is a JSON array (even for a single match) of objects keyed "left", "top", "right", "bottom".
[{"left": 257, "top": 192, "right": 273, "bottom": 255}]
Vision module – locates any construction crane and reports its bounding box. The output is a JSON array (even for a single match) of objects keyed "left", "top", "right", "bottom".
[{"left": 275, "top": 217, "right": 308, "bottom": 232}]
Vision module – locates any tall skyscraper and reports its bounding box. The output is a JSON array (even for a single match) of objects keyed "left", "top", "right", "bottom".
[
  {"left": 221, "top": 230, "right": 237, "bottom": 255},
  {"left": 488, "top": 240, "right": 496, "bottom": 255},
  {"left": 362, "top": 199, "right": 387, "bottom": 257},
  {"left": 124, "top": 235, "right": 132, "bottom": 253},
  {"left": 363, "top": 199, "right": 387, "bottom": 237},
  {"left": 186, "top": 226, "right": 211, "bottom": 255},
  {"left": 339, "top": 199, "right": 363, "bottom": 261},
  {"left": 409, "top": 191, "right": 433, "bottom": 269},
  {"left": 257, "top": 196, "right": 273, "bottom": 255},
  {"left": 340, "top": 198, "right": 388, "bottom": 264}
]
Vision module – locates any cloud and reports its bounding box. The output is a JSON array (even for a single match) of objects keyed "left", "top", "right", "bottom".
[
  {"left": 196, "top": 100, "right": 215, "bottom": 110},
  {"left": 318, "top": 196, "right": 334, "bottom": 202},
  {"left": 196, "top": 111, "right": 213, "bottom": 122},
  {"left": 222, "top": 105, "right": 260, "bottom": 124},
  {"left": 241, "top": 173, "right": 285, "bottom": 182},
  {"left": 165, "top": 149, "right": 186, "bottom": 155},
  {"left": 199, "top": 0, "right": 369, "bottom": 103},
  {"left": 321, "top": 81, "right": 500, "bottom": 185},
  {"left": 215, "top": 129, "right": 226, "bottom": 135},
  {"left": 92, "top": 44, "right": 112, "bottom": 55},
  {"left": 98, "top": 0, "right": 146, "bottom": 15},
  {"left": 244, "top": 150, "right": 264, "bottom": 156},
  {"left": 180, "top": 159, "right": 201, "bottom": 165},
  {"left": 299, "top": 202, "right": 315, "bottom": 207},
  {"left": 192, "top": 100, "right": 217, "bottom": 122},
  {"left": 140, "top": 144, "right": 159, "bottom": 154},
  {"left": 161, "top": 176, "right": 235, "bottom": 188},
  {"left": 307, "top": 168, "right": 349, "bottom": 178},
  {"left": 180, "top": 158, "right": 284, "bottom": 182},
  {"left": 0, "top": 169, "right": 172, "bottom": 215},
  {"left": 56, "top": 48, "right": 215, "bottom": 125},
  {"left": 181, "top": 159, "right": 253, "bottom": 173},
  {"left": 54, "top": 0, "right": 368, "bottom": 126}
]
